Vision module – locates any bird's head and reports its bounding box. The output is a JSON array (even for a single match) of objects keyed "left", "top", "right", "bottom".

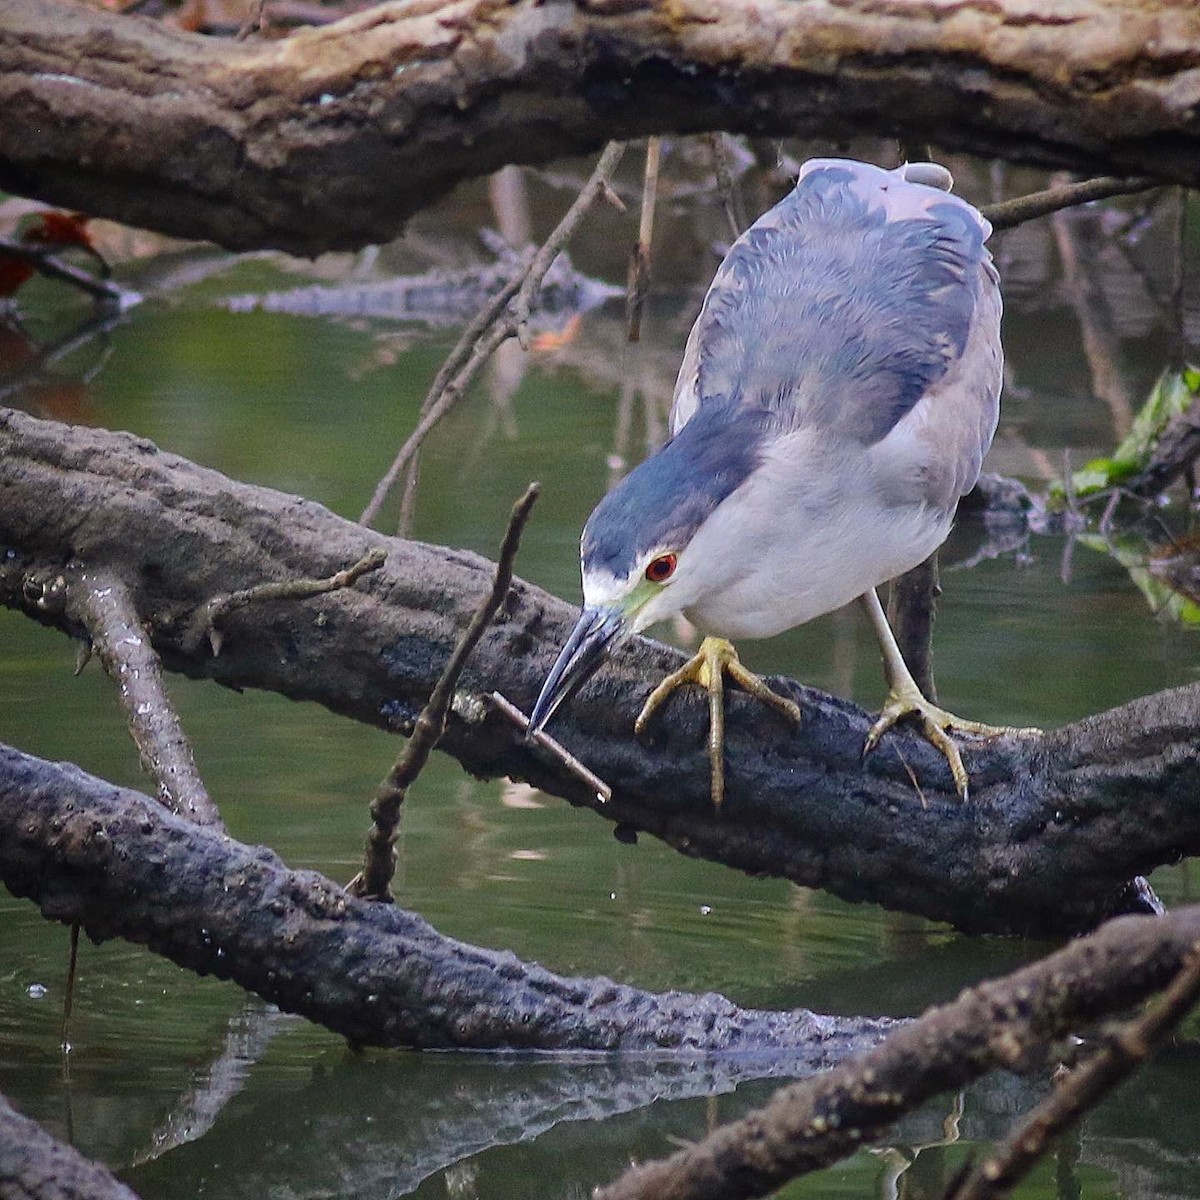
[{"left": 528, "top": 401, "right": 767, "bottom": 735}]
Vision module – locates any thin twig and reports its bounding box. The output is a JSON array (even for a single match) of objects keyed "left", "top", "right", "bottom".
[
  {"left": 385, "top": 254, "right": 532, "bottom": 533},
  {"left": 0, "top": 237, "right": 140, "bottom": 308},
  {"left": 707, "top": 132, "right": 747, "bottom": 239},
  {"left": 946, "top": 946, "right": 1200, "bottom": 1200},
  {"left": 358, "top": 142, "right": 625, "bottom": 528},
  {"left": 488, "top": 690, "right": 611, "bottom": 802},
  {"left": 183, "top": 548, "right": 387, "bottom": 656},
  {"left": 983, "top": 176, "right": 1156, "bottom": 233},
  {"left": 349, "top": 483, "right": 541, "bottom": 901},
  {"left": 626, "top": 137, "right": 661, "bottom": 342},
  {"left": 61, "top": 921, "right": 79, "bottom": 1051},
  {"left": 73, "top": 570, "right": 224, "bottom": 829}
]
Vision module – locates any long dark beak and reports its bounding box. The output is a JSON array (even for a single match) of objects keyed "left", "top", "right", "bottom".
[{"left": 528, "top": 606, "right": 627, "bottom": 737}]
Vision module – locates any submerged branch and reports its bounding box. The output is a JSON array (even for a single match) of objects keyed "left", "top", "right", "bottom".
[{"left": 0, "top": 407, "right": 1195, "bottom": 935}]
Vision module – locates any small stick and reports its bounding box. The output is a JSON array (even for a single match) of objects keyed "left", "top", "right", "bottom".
[
  {"left": 359, "top": 143, "right": 625, "bottom": 528},
  {"left": 947, "top": 946, "right": 1200, "bottom": 1200},
  {"left": 626, "top": 137, "right": 661, "bottom": 343},
  {"left": 707, "top": 132, "right": 747, "bottom": 239},
  {"left": 367, "top": 254, "right": 533, "bottom": 529},
  {"left": 349, "top": 484, "right": 541, "bottom": 901},
  {"left": 489, "top": 691, "right": 611, "bottom": 803},
  {"left": 61, "top": 921, "right": 79, "bottom": 1052},
  {"left": 184, "top": 548, "right": 386, "bottom": 656},
  {"left": 0, "top": 237, "right": 139, "bottom": 308},
  {"left": 74, "top": 570, "right": 223, "bottom": 829},
  {"left": 983, "top": 176, "right": 1156, "bottom": 233}
]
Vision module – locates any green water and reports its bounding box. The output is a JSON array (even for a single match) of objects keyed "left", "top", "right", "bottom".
[{"left": 2, "top": 156, "right": 1198, "bottom": 1199}]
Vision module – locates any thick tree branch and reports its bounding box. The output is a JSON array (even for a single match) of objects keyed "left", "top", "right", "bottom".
[
  {"left": 594, "top": 908, "right": 1200, "bottom": 1200},
  {"left": 0, "top": 406, "right": 1191, "bottom": 935},
  {"left": 0, "top": 741, "right": 888, "bottom": 1057},
  {"left": 0, "top": 0, "right": 1197, "bottom": 254}
]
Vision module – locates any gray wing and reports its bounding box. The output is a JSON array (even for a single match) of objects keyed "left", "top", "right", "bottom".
[{"left": 670, "top": 159, "right": 1001, "bottom": 491}]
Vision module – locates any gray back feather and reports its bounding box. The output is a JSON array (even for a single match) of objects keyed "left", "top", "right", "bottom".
[{"left": 671, "top": 160, "right": 995, "bottom": 447}]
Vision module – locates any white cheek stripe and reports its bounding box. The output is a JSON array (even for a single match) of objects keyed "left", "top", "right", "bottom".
[{"left": 581, "top": 569, "right": 633, "bottom": 609}]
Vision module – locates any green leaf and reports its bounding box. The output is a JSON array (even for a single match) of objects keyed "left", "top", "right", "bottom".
[{"left": 1060, "top": 366, "right": 1199, "bottom": 496}]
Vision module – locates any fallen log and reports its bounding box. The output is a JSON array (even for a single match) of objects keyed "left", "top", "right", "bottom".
[{"left": 0, "top": 741, "right": 888, "bottom": 1056}]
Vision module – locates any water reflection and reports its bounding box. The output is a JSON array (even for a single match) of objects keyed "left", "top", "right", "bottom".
[{"left": 1, "top": 140, "right": 1198, "bottom": 1199}]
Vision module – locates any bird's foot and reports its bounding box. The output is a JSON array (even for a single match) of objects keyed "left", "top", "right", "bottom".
[
  {"left": 634, "top": 636, "right": 803, "bottom": 808},
  {"left": 864, "top": 683, "right": 1040, "bottom": 801}
]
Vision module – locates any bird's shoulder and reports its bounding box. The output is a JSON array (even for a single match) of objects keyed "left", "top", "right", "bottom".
[{"left": 670, "top": 159, "right": 999, "bottom": 459}]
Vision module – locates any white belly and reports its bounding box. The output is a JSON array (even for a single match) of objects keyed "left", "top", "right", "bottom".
[{"left": 677, "top": 434, "right": 955, "bottom": 640}]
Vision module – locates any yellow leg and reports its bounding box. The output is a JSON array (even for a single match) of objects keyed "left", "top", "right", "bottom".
[
  {"left": 634, "top": 636, "right": 803, "bottom": 808},
  {"left": 859, "top": 588, "right": 1040, "bottom": 800}
]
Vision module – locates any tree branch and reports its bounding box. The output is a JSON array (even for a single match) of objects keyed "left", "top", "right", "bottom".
[
  {"left": 68, "top": 569, "right": 223, "bottom": 829},
  {"left": 946, "top": 948, "right": 1200, "bottom": 1200},
  {"left": 359, "top": 142, "right": 624, "bottom": 526},
  {"left": 350, "top": 483, "right": 540, "bottom": 900},
  {"left": 0, "top": 406, "right": 1190, "bottom": 936},
  {"left": 593, "top": 907, "right": 1200, "bottom": 1200},
  {"left": 0, "top": 0, "right": 1196, "bottom": 255},
  {"left": 0, "top": 740, "right": 889, "bottom": 1057}
]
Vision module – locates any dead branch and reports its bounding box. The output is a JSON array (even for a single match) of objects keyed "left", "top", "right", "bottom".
[
  {"left": 0, "top": 740, "right": 890, "bottom": 1057},
  {"left": 181, "top": 546, "right": 386, "bottom": 655},
  {"left": 947, "top": 948, "right": 1200, "bottom": 1200},
  {"left": 983, "top": 177, "right": 1157, "bottom": 234},
  {"left": 349, "top": 483, "right": 540, "bottom": 901},
  {"left": 593, "top": 908, "right": 1200, "bottom": 1200},
  {"left": 625, "top": 137, "right": 660, "bottom": 343},
  {"left": 886, "top": 554, "right": 940, "bottom": 701},
  {"left": 359, "top": 142, "right": 624, "bottom": 526},
  {"left": 0, "top": 406, "right": 1193, "bottom": 936},
  {"left": 68, "top": 569, "right": 222, "bottom": 828},
  {"left": 1125, "top": 399, "right": 1200, "bottom": 498},
  {"left": 1, "top": 0, "right": 1197, "bottom": 255}
]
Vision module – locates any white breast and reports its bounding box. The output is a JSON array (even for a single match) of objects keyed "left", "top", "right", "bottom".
[{"left": 676, "top": 428, "right": 955, "bottom": 640}]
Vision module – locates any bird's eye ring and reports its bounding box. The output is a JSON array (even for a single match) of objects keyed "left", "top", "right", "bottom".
[{"left": 645, "top": 553, "right": 677, "bottom": 584}]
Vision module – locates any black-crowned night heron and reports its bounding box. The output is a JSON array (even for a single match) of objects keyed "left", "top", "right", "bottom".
[{"left": 529, "top": 157, "right": 1027, "bottom": 806}]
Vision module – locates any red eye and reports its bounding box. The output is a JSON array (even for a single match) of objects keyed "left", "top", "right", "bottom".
[{"left": 645, "top": 553, "right": 677, "bottom": 583}]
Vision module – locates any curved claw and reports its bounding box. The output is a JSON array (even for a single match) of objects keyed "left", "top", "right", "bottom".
[
  {"left": 864, "top": 686, "right": 1041, "bottom": 802},
  {"left": 635, "top": 636, "right": 802, "bottom": 808}
]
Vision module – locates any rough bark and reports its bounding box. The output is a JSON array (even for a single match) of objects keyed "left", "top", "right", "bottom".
[
  {"left": 0, "top": 1091, "right": 141, "bottom": 1200},
  {"left": 0, "top": 408, "right": 1190, "bottom": 935},
  {"left": 1, "top": 0, "right": 1198, "bottom": 255},
  {"left": 0, "top": 742, "right": 889, "bottom": 1056},
  {"left": 595, "top": 907, "right": 1200, "bottom": 1200}
]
